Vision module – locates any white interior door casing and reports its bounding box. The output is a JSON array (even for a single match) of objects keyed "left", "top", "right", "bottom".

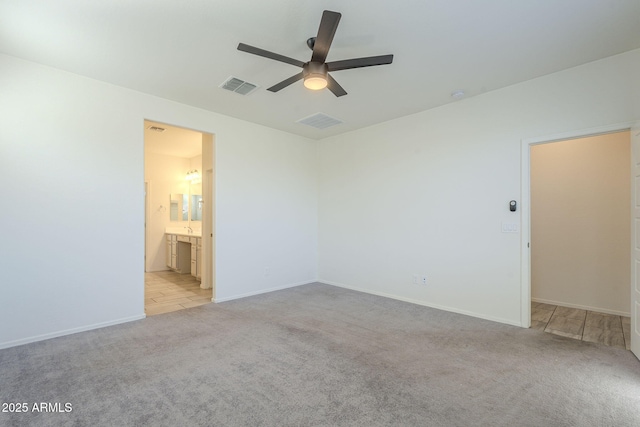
[
  {"left": 522, "top": 122, "right": 637, "bottom": 337},
  {"left": 630, "top": 122, "right": 640, "bottom": 358}
]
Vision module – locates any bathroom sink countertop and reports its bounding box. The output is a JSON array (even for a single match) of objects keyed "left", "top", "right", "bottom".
[
  {"left": 165, "top": 228, "right": 202, "bottom": 238},
  {"left": 173, "top": 232, "right": 202, "bottom": 238}
]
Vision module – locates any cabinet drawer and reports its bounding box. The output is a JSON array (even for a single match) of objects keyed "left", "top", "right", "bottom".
[{"left": 177, "top": 235, "right": 190, "bottom": 243}]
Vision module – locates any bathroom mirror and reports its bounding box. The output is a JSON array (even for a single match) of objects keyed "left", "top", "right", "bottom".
[
  {"left": 191, "top": 195, "right": 203, "bottom": 221},
  {"left": 170, "top": 193, "right": 188, "bottom": 221}
]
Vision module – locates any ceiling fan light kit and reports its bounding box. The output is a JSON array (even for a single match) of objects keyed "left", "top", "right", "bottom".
[
  {"left": 237, "top": 10, "right": 393, "bottom": 97},
  {"left": 304, "top": 75, "right": 328, "bottom": 90},
  {"left": 303, "top": 62, "right": 329, "bottom": 90}
]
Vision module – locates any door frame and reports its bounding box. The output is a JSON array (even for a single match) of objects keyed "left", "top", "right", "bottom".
[
  {"left": 144, "top": 180, "right": 150, "bottom": 272},
  {"left": 630, "top": 122, "right": 640, "bottom": 357},
  {"left": 204, "top": 168, "right": 215, "bottom": 297},
  {"left": 520, "top": 122, "right": 635, "bottom": 329},
  {"left": 142, "top": 119, "right": 216, "bottom": 302}
]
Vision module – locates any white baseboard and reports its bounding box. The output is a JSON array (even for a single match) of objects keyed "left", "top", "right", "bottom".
[
  {"left": 0, "top": 314, "right": 147, "bottom": 350},
  {"left": 531, "top": 297, "right": 630, "bottom": 317},
  {"left": 320, "top": 279, "right": 524, "bottom": 328},
  {"left": 213, "top": 280, "right": 316, "bottom": 303}
]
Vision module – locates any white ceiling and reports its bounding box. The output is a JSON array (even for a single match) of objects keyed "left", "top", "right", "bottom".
[
  {"left": 2, "top": 1, "right": 639, "bottom": 140},
  {"left": 144, "top": 120, "right": 203, "bottom": 158}
]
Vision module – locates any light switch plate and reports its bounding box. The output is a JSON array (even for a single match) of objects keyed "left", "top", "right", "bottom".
[{"left": 501, "top": 222, "right": 519, "bottom": 233}]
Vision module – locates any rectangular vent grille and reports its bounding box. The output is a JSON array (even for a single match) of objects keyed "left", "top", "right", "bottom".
[
  {"left": 220, "top": 76, "right": 258, "bottom": 95},
  {"left": 297, "top": 113, "right": 343, "bottom": 130}
]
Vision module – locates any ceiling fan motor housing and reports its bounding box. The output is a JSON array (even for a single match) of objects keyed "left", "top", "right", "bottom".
[{"left": 304, "top": 62, "right": 328, "bottom": 78}]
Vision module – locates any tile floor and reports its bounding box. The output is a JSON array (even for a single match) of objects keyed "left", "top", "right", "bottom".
[
  {"left": 145, "top": 270, "right": 212, "bottom": 316},
  {"left": 531, "top": 302, "right": 631, "bottom": 350}
]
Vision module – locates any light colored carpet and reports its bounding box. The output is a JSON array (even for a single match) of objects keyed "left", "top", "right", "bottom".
[{"left": 1, "top": 283, "right": 639, "bottom": 426}]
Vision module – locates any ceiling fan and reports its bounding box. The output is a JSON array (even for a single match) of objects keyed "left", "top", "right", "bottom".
[{"left": 237, "top": 10, "right": 393, "bottom": 97}]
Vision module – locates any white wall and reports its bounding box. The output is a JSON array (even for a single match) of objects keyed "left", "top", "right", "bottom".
[
  {"left": 144, "top": 151, "right": 190, "bottom": 272},
  {"left": 1, "top": 48, "right": 638, "bottom": 349},
  {"left": 0, "top": 53, "right": 318, "bottom": 348},
  {"left": 318, "top": 49, "right": 640, "bottom": 326},
  {"left": 189, "top": 154, "right": 203, "bottom": 233},
  {"left": 214, "top": 126, "right": 319, "bottom": 301},
  {"left": 531, "top": 132, "right": 630, "bottom": 315}
]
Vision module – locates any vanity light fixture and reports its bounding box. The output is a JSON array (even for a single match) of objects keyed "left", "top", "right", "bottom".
[{"left": 186, "top": 169, "right": 200, "bottom": 182}]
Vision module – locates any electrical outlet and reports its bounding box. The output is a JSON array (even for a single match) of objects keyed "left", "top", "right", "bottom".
[
  {"left": 264, "top": 267, "right": 270, "bottom": 278},
  {"left": 413, "top": 275, "right": 419, "bottom": 285},
  {"left": 421, "top": 276, "right": 427, "bottom": 285}
]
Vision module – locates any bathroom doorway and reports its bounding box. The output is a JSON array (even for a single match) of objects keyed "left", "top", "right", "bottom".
[{"left": 143, "top": 120, "right": 215, "bottom": 316}]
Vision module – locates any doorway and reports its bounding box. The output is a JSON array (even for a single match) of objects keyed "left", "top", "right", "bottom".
[
  {"left": 143, "top": 120, "right": 215, "bottom": 315},
  {"left": 521, "top": 125, "right": 633, "bottom": 346}
]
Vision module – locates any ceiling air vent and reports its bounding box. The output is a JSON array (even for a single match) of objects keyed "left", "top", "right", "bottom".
[
  {"left": 297, "top": 113, "right": 343, "bottom": 130},
  {"left": 220, "top": 76, "right": 258, "bottom": 95},
  {"left": 147, "top": 126, "right": 166, "bottom": 132}
]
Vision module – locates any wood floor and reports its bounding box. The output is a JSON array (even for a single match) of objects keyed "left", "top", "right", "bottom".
[
  {"left": 531, "top": 302, "right": 631, "bottom": 350},
  {"left": 145, "top": 270, "right": 212, "bottom": 316}
]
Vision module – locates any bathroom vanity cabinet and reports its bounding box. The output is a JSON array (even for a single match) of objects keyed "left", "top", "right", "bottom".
[
  {"left": 190, "top": 238, "right": 201, "bottom": 279},
  {"left": 165, "top": 233, "right": 202, "bottom": 280}
]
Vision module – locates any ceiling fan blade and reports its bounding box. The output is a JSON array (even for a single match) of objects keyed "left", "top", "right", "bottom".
[
  {"left": 237, "top": 43, "right": 305, "bottom": 68},
  {"left": 267, "top": 72, "right": 304, "bottom": 92},
  {"left": 311, "top": 10, "right": 341, "bottom": 63},
  {"left": 326, "top": 74, "right": 347, "bottom": 97},
  {"left": 326, "top": 54, "right": 394, "bottom": 72}
]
